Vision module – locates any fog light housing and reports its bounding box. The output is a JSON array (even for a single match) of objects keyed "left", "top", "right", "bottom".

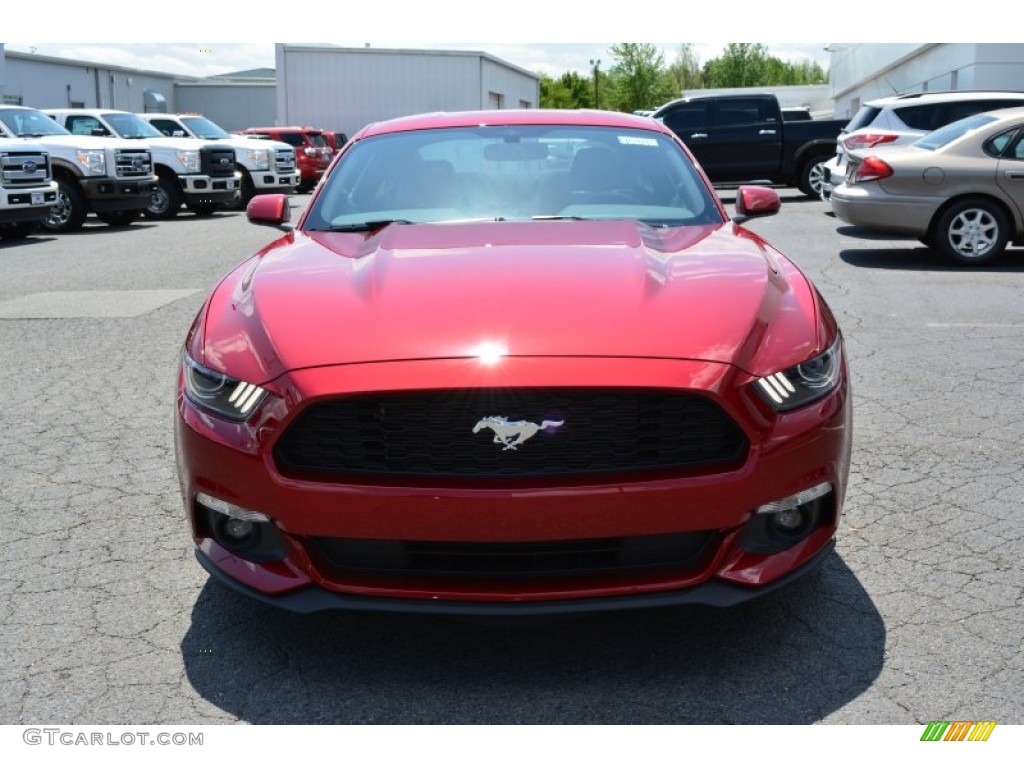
[
  {"left": 741, "top": 482, "right": 833, "bottom": 554},
  {"left": 195, "top": 492, "right": 286, "bottom": 563}
]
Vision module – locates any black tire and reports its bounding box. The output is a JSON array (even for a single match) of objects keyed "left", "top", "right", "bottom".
[
  {"left": 0, "top": 221, "right": 38, "bottom": 240},
  {"left": 145, "top": 176, "right": 182, "bottom": 219},
  {"left": 41, "top": 178, "right": 87, "bottom": 233},
  {"left": 96, "top": 210, "right": 139, "bottom": 227},
  {"left": 223, "top": 170, "right": 254, "bottom": 211},
  {"left": 798, "top": 153, "right": 832, "bottom": 198},
  {"left": 933, "top": 198, "right": 1009, "bottom": 266}
]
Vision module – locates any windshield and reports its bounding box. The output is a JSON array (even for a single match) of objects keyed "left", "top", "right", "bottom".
[
  {"left": 103, "top": 113, "right": 163, "bottom": 139},
  {"left": 181, "top": 116, "right": 231, "bottom": 139},
  {"left": 304, "top": 124, "right": 723, "bottom": 230},
  {"left": 0, "top": 108, "right": 70, "bottom": 137},
  {"left": 914, "top": 113, "right": 998, "bottom": 151}
]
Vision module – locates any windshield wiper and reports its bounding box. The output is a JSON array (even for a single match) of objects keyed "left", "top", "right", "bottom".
[
  {"left": 317, "top": 219, "right": 413, "bottom": 232},
  {"left": 531, "top": 215, "right": 586, "bottom": 221}
]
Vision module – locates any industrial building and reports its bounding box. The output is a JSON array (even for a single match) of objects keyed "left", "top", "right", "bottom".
[
  {"left": 0, "top": 44, "right": 540, "bottom": 135},
  {"left": 827, "top": 43, "right": 1024, "bottom": 118}
]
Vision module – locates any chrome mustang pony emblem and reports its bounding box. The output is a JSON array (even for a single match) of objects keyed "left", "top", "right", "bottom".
[{"left": 472, "top": 416, "right": 564, "bottom": 451}]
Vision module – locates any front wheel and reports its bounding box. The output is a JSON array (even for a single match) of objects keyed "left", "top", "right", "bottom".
[
  {"left": 41, "top": 178, "right": 87, "bottom": 233},
  {"left": 146, "top": 176, "right": 182, "bottom": 219},
  {"left": 933, "top": 199, "right": 1009, "bottom": 266},
  {"left": 798, "top": 154, "right": 831, "bottom": 198}
]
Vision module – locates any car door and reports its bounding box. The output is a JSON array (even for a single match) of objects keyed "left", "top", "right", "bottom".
[
  {"left": 702, "top": 97, "right": 782, "bottom": 182},
  {"left": 995, "top": 127, "right": 1024, "bottom": 223}
]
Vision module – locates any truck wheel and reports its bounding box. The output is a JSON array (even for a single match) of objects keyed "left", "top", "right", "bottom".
[
  {"left": 41, "top": 178, "right": 87, "bottom": 233},
  {"left": 97, "top": 210, "right": 139, "bottom": 227},
  {"left": 0, "top": 221, "right": 38, "bottom": 240},
  {"left": 146, "top": 176, "right": 182, "bottom": 219},
  {"left": 798, "top": 154, "right": 832, "bottom": 198},
  {"left": 226, "top": 171, "right": 256, "bottom": 210},
  {"left": 933, "top": 198, "right": 1009, "bottom": 266}
]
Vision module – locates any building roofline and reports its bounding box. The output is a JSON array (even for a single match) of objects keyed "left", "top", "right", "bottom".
[{"left": 3, "top": 48, "right": 204, "bottom": 82}]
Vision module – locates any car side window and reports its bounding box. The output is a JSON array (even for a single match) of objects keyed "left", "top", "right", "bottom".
[
  {"left": 150, "top": 118, "right": 182, "bottom": 137},
  {"left": 713, "top": 99, "right": 767, "bottom": 127},
  {"left": 662, "top": 103, "right": 709, "bottom": 133},
  {"left": 67, "top": 115, "right": 108, "bottom": 136}
]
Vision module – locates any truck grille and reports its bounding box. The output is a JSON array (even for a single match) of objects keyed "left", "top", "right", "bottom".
[
  {"left": 274, "top": 388, "right": 749, "bottom": 480},
  {"left": 274, "top": 149, "right": 296, "bottom": 174},
  {"left": 201, "top": 145, "right": 236, "bottom": 177},
  {"left": 311, "top": 531, "right": 716, "bottom": 581},
  {"left": 1, "top": 151, "right": 50, "bottom": 185},
  {"left": 114, "top": 149, "right": 152, "bottom": 178}
]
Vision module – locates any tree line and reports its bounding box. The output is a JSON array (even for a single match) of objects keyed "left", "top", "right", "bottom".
[{"left": 540, "top": 44, "right": 828, "bottom": 114}]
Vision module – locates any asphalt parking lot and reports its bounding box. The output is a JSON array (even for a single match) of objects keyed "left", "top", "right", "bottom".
[{"left": 1, "top": 191, "right": 1021, "bottom": 724}]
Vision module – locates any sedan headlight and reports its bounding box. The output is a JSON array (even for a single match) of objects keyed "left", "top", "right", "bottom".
[
  {"left": 76, "top": 149, "right": 106, "bottom": 176},
  {"left": 245, "top": 148, "right": 270, "bottom": 171},
  {"left": 182, "top": 352, "right": 268, "bottom": 421},
  {"left": 754, "top": 337, "right": 843, "bottom": 412},
  {"left": 177, "top": 150, "right": 201, "bottom": 174}
]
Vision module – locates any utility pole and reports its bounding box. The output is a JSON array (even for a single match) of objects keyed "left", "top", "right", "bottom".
[{"left": 589, "top": 58, "right": 601, "bottom": 109}]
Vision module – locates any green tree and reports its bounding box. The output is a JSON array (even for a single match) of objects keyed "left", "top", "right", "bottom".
[
  {"left": 539, "top": 71, "right": 594, "bottom": 109},
  {"left": 666, "top": 44, "right": 704, "bottom": 93},
  {"left": 702, "top": 43, "right": 771, "bottom": 87},
  {"left": 606, "top": 43, "right": 676, "bottom": 113}
]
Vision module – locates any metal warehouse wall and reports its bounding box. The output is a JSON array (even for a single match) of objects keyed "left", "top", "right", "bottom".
[
  {"left": 828, "top": 43, "right": 1024, "bottom": 119},
  {"left": 174, "top": 84, "right": 276, "bottom": 131},
  {"left": 3, "top": 53, "right": 178, "bottom": 112},
  {"left": 276, "top": 45, "right": 539, "bottom": 137}
]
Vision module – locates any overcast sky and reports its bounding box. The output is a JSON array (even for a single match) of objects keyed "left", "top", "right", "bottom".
[
  {"left": 3, "top": 2, "right": 991, "bottom": 80},
  {"left": 2, "top": 42, "right": 832, "bottom": 80}
]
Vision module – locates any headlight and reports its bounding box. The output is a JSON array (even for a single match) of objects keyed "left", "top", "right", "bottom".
[
  {"left": 245, "top": 148, "right": 270, "bottom": 171},
  {"left": 76, "top": 149, "right": 106, "bottom": 176},
  {"left": 182, "top": 352, "right": 268, "bottom": 421},
  {"left": 303, "top": 147, "right": 317, "bottom": 157},
  {"left": 754, "top": 337, "right": 843, "bottom": 412},
  {"left": 176, "top": 150, "right": 201, "bottom": 174}
]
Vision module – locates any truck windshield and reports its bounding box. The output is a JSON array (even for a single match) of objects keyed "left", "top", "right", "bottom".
[
  {"left": 103, "top": 113, "right": 164, "bottom": 140},
  {"left": 0, "top": 108, "right": 70, "bottom": 137},
  {"left": 181, "top": 117, "right": 231, "bottom": 139},
  {"left": 305, "top": 124, "right": 724, "bottom": 230}
]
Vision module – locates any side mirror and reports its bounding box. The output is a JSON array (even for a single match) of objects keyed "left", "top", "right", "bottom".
[
  {"left": 246, "top": 194, "right": 291, "bottom": 229},
  {"left": 735, "top": 185, "right": 780, "bottom": 220}
]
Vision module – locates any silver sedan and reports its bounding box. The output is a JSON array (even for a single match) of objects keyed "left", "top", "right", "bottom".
[{"left": 831, "top": 107, "right": 1024, "bottom": 265}]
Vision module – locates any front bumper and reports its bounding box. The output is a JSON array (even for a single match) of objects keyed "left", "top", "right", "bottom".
[
  {"left": 252, "top": 173, "right": 299, "bottom": 192},
  {"left": 81, "top": 175, "right": 158, "bottom": 212},
  {"left": 176, "top": 355, "right": 852, "bottom": 612},
  {"left": 180, "top": 174, "right": 239, "bottom": 205}
]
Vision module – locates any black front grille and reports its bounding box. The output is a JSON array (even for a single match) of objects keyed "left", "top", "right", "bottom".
[
  {"left": 114, "top": 149, "right": 152, "bottom": 178},
  {"left": 201, "top": 145, "right": 236, "bottom": 177},
  {"left": 274, "top": 388, "right": 748, "bottom": 479},
  {"left": 1, "top": 151, "right": 50, "bottom": 185},
  {"left": 312, "top": 531, "right": 716, "bottom": 580}
]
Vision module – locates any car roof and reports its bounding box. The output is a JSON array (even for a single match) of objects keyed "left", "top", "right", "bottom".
[
  {"left": 865, "top": 90, "right": 1024, "bottom": 108},
  {"left": 357, "top": 109, "right": 670, "bottom": 139}
]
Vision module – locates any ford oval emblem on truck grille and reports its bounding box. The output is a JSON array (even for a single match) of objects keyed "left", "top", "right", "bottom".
[
  {"left": 218, "top": 157, "right": 230, "bottom": 165},
  {"left": 21, "top": 161, "right": 38, "bottom": 174}
]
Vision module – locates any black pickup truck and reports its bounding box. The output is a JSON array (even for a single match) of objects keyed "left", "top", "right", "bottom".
[{"left": 651, "top": 93, "right": 846, "bottom": 197}]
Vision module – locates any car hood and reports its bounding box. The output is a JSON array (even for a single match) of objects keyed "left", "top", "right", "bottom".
[
  {"left": 198, "top": 220, "right": 822, "bottom": 383},
  {"left": 29, "top": 134, "right": 151, "bottom": 151}
]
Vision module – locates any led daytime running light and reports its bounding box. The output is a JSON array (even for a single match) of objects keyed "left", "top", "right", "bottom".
[{"left": 756, "top": 482, "right": 832, "bottom": 515}]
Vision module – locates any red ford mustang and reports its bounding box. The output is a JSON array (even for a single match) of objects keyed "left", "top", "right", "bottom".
[{"left": 175, "top": 109, "right": 852, "bottom": 615}]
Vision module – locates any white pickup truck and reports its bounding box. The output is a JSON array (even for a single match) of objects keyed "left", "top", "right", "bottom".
[
  {"left": 139, "top": 113, "right": 298, "bottom": 208},
  {"left": 0, "top": 138, "right": 59, "bottom": 240},
  {"left": 45, "top": 109, "right": 239, "bottom": 219},
  {"left": 0, "top": 106, "right": 156, "bottom": 232}
]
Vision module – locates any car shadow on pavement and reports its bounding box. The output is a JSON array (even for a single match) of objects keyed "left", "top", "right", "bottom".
[
  {"left": 840, "top": 246, "right": 1024, "bottom": 272},
  {"left": 181, "top": 552, "right": 884, "bottom": 724}
]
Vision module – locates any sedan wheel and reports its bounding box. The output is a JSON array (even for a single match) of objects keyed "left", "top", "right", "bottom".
[{"left": 935, "top": 199, "right": 1009, "bottom": 266}]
